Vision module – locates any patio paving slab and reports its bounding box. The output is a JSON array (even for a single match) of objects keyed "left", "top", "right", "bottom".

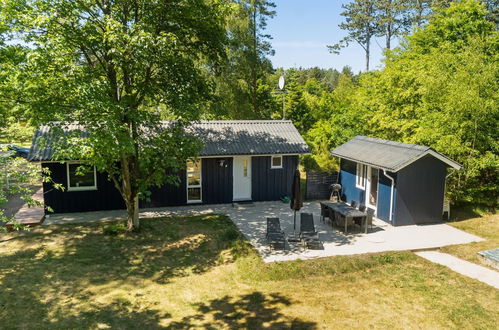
[
  {"left": 416, "top": 251, "right": 499, "bottom": 289},
  {"left": 8, "top": 188, "right": 45, "bottom": 228},
  {"left": 43, "top": 201, "right": 484, "bottom": 263}
]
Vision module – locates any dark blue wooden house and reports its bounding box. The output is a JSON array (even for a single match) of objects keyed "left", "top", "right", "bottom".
[
  {"left": 331, "top": 136, "right": 461, "bottom": 226},
  {"left": 28, "top": 120, "right": 310, "bottom": 214}
]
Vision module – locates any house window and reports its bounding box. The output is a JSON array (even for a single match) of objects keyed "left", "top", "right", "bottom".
[
  {"left": 356, "top": 163, "right": 366, "bottom": 189},
  {"left": 187, "top": 159, "right": 202, "bottom": 203},
  {"left": 243, "top": 159, "right": 248, "bottom": 177},
  {"left": 66, "top": 163, "right": 97, "bottom": 191},
  {"left": 271, "top": 155, "right": 283, "bottom": 169}
]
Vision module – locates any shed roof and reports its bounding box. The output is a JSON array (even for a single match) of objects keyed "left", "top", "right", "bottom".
[
  {"left": 28, "top": 120, "right": 310, "bottom": 161},
  {"left": 331, "top": 136, "right": 461, "bottom": 172}
]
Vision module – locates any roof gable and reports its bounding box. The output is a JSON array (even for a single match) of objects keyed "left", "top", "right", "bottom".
[
  {"left": 28, "top": 120, "right": 310, "bottom": 161},
  {"left": 331, "top": 136, "right": 461, "bottom": 171}
]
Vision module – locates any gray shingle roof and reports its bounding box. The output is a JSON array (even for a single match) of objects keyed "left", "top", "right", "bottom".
[
  {"left": 28, "top": 120, "right": 310, "bottom": 161},
  {"left": 331, "top": 136, "right": 461, "bottom": 172}
]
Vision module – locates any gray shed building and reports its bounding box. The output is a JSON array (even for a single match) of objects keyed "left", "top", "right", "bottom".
[{"left": 332, "top": 136, "right": 461, "bottom": 226}]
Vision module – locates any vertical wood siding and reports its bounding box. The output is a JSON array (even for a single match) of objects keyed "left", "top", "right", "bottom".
[
  {"left": 140, "top": 169, "right": 187, "bottom": 208},
  {"left": 394, "top": 155, "right": 447, "bottom": 225},
  {"left": 377, "top": 170, "right": 397, "bottom": 223},
  {"left": 305, "top": 171, "right": 338, "bottom": 200},
  {"left": 251, "top": 155, "right": 298, "bottom": 201},
  {"left": 43, "top": 155, "right": 302, "bottom": 213},
  {"left": 42, "top": 163, "right": 124, "bottom": 214},
  {"left": 202, "top": 157, "right": 233, "bottom": 204}
]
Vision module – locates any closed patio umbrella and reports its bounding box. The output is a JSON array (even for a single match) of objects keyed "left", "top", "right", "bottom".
[{"left": 289, "top": 169, "right": 303, "bottom": 241}]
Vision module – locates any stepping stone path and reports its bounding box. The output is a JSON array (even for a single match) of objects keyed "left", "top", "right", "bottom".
[{"left": 416, "top": 251, "right": 499, "bottom": 289}]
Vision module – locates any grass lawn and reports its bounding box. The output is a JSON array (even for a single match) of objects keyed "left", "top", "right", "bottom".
[
  {"left": 440, "top": 208, "right": 499, "bottom": 269},
  {"left": 0, "top": 214, "right": 498, "bottom": 329}
]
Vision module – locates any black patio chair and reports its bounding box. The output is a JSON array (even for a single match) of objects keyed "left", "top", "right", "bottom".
[
  {"left": 320, "top": 203, "right": 329, "bottom": 223},
  {"left": 266, "top": 217, "right": 286, "bottom": 250},
  {"left": 299, "top": 213, "right": 322, "bottom": 249}
]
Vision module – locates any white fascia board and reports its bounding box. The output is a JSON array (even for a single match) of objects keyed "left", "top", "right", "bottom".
[{"left": 393, "top": 150, "right": 462, "bottom": 172}]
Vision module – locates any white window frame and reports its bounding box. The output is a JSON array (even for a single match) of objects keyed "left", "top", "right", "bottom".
[
  {"left": 66, "top": 162, "right": 97, "bottom": 192},
  {"left": 243, "top": 159, "right": 248, "bottom": 177},
  {"left": 271, "top": 155, "right": 283, "bottom": 169},
  {"left": 186, "top": 159, "right": 202, "bottom": 203},
  {"left": 355, "top": 163, "right": 366, "bottom": 190}
]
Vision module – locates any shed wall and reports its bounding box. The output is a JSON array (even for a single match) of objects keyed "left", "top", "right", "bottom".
[
  {"left": 42, "top": 163, "right": 124, "bottom": 214},
  {"left": 43, "top": 155, "right": 301, "bottom": 213},
  {"left": 339, "top": 159, "right": 366, "bottom": 205},
  {"left": 394, "top": 155, "right": 447, "bottom": 225},
  {"left": 140, "top": 169, "right": 187, "bottom": 208},
  {"left": 339, "top": 159, "right": 396, "bottom": 224},
  {"left": 202, "top": 157, "right": 233, "bottom": 204},
  {"left": 377, "top": 170, "right": 397, "bottom": 223},
  {"left": 251, "top": 155, "right": 299, "bottom": 201}
]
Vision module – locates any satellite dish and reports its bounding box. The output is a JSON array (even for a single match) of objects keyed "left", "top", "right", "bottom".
[{"left": 278, "top": 75, "right": 285, "bottom": 90}]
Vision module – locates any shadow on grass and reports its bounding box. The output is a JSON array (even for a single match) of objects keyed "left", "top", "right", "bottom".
[
  {"left": 169, "top": 291, "right": 317, "bottom": 329},
  {"left": 0, "top": 214, "right": 261, "bottom": 328},
  {"left": 446, "top": 204, "right": 488, "bottom": 223}
]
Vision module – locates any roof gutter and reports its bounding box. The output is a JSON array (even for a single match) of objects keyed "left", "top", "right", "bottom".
[{"left": 383, "top": 169, "right": 395, "bottom": 224}]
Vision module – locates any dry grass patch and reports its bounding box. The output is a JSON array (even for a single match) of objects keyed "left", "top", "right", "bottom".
[
  {"left": 440, "top": 207, "right": 498, "bottom": 268},
  {"left": 0, "top": 213, "right": 498, "bottom": 329}
]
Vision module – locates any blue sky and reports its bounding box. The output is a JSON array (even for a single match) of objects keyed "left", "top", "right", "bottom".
[{"left": 266, "top": 0, "right": 390, "bottom": 73}]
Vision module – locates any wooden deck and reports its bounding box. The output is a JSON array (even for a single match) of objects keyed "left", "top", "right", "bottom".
[{"left": 7, "top": 188, "right": 45, "bottom": 229}]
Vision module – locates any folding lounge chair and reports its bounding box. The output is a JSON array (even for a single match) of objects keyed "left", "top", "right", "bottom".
[
  {"left": 266, "top": 217, "right": 286, "bottom": 250},
  {"left": 299, "top": 213, "right": 322, "bottom": 249}
]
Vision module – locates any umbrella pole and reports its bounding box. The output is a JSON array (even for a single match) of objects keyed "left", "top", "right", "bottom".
[
  {"left": 288, "top": 210, "right": 300, "bottom": 242},
  {"left": 294, "top": 210, "right": 296, "bottom": 233}
]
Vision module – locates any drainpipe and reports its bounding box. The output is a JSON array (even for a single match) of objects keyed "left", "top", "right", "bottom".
[{"left": 383, "top": 169, "right": 395, "bottom": 224}]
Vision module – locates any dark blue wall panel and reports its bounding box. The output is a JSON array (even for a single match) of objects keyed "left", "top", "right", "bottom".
[
  {"left": 339, "top": 159, "right": 365, "bottom": 205},
  {"left": 394, "top": 155, "right": 447, "bottom": 225},
  {"left": 140, "top": 169, "right": 187, "bottom": 208},
  {"left": 44, "top": 155, "right": 303, "bottom": 213},
  {"left": 42, "top": 163, "right": 125, "bottom": 214},
  {"left": 377, "top": 170, "right": 397, "bottom": 223},
  {"left": 251, "top": 155, "right": 299, "bottom": 201},
  {"left": 202, "top": 157, "right": 233, "bottom": 204}
]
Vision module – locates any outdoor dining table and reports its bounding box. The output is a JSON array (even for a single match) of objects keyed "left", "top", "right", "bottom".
[{"left": 321, "top": 201, "right": 368, "bottom": 234}]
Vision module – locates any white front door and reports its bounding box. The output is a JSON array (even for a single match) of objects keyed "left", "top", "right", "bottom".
[
  {"left": 233, "top": 156, "right": 251, "bottom": 201},
  {"left": 365, "top": 166, "right": 379, "bottom": 212}
]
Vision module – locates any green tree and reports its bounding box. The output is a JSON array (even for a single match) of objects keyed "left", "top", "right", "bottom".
[
  {"left": 329, "top": 0, "right": 378, "bottom": 72},
  {"left": 0, "top": 155, "right": 53, "bottom": 232},
  {"left": 358, "top": 0, "right": 498, "bottom": 205},
  {"left": 212, "top": 0, "right": 276, "bottom": 119},
  {"left": 375, "top": 0, "right": 413, "bottom": 49},
  {"left": 3, "top": 0, "right": 229, "bottom": 231}
]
